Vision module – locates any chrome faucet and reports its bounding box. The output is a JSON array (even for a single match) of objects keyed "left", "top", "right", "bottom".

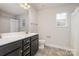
[{"left": 26, "top": 32, "right": 28, "bottom": 34}]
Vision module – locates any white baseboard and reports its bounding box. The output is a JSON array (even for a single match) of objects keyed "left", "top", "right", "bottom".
[{"left": 45, "top": 43, "right": 73, "bottom": 51}]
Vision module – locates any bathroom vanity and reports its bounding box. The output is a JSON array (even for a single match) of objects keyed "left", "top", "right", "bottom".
[{"left": 0, "top": 33, "right": 39, "bottom": 56}]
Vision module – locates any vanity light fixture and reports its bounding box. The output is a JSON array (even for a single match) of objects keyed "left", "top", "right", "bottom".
[{"left": 20, "top": 3, "right": 30, "bottom": 9}]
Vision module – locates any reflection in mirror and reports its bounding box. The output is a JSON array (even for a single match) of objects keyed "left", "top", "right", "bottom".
[
  {"left": 16, "top": 14, "right": 29, "bottom": 32},
  {"left": 0, "top": 9, "right": 28, "bottom": 33}
]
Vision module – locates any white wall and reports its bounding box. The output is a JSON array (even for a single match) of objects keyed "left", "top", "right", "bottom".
[
  {"left": 28, "top": 6, "right": 38, "bottom": 33},
  {"left": 37, "top": 5, "right": 78, "bottom": 49}
]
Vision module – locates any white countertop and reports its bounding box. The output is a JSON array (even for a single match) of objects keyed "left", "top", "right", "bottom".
[{"left": 0, "top": 32, "right": 38, "bottom": 46}]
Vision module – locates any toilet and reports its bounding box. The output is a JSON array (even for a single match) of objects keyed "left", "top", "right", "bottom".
[{"left": 39, "top": 40, "right": 45, "bottom": 49}]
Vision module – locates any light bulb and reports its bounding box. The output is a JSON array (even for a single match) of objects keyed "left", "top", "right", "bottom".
[
  {"left": 20, "top": 3, "right": 30, "bottom": 9},
  {"left": 27, "top": 5, "right": 30, "bottom": 8}
]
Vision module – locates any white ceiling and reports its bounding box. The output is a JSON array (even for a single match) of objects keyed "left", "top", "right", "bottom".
[
  {"left": 31, "top": 3, "right": 79, "bottom": 10},
  {"left": 0, "top": 3, "right": 79, "bottom": 16}
]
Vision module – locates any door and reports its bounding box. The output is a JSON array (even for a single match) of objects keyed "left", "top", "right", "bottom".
[{"left": 6, "top": 48, "right": 21, "bottom": 56}]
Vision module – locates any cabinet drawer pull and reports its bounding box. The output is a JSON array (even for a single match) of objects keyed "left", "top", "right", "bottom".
[
  {"left": 27, "top": 41, "right": 30, "bottom": 43},
  {"left": 25, "top": 46, "right": 30, "bottom": 49},
  {"left": 24, "top": 51, "right": 30, "bottom": 56},
  {"left": 20, "top": 50, "right": 22, "bottom": 53},
  {"left": 25, "top": 53, "right": 30, "bottom": 56},
  {"left": 24, "top": 38, "right": 30, "bottom": 43}
]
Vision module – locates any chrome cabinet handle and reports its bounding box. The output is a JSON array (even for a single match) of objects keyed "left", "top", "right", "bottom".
[
  {"left": 20, "top": 50, "right": 22, "bottom": 53},
  {"left": 27, "top": 40, "right": 30, "bottom": 42},
  {"left": 24, "top": 46, "right": 30, "bottom": 49}
]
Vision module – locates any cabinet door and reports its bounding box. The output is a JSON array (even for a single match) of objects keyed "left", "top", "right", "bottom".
[
  {"left": 31, "top": 39, "right": 38, "bottom": 56},
  {"left": 0, "top": 40, "right": 22, "bottom": 56},
  {"left": 6, "top": 48, "right": 22, "bottom": 56}
]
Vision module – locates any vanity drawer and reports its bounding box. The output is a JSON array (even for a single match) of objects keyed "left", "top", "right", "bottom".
[
  {"left": 25, "top": 53, "right": 30, "bottom": 56},
  {"left": 0, "top": 40, "right": 22, "bottom": 56},
  {"left": 31, "top": 35, "right": 38, "bottom": 41},
  {"left": 23, "top": 48, "right": 30, "bottom": 56},
  {"left": 23, "top": 43, "right": 30, "bottom": 51},
  {"left": 23, "top": 38, "right": 30, "bottom": 45}
]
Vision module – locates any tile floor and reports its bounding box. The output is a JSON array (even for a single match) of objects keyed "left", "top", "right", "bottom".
[{"left": 35, "top": 46, "right": 73, "bottom": 56}]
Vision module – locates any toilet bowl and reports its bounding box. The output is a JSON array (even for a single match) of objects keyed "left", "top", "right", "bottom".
[{"left": 39, "top": 40, "right": 45, "bottom": 49}]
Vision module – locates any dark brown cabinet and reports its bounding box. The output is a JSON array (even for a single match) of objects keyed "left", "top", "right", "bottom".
[
  {"left": 31, "top": 39, "right": 38, "bottom": 56},
  {"left": 0, "top": 40, "right": 22, "bottom": 56},
  {"left": 0, "top": 34, "right": 39, "bottom": 56},
  {"left": 31, "top": 35, "right": 39, "bottom": 56},
  {"left": 22, "top": 37, "right": 31, "bottom": 56},
  {"left": 22, "top": 35, "right": 39, "bottom": 56},
  {"left": 6, "top": 48, "right": 22, "bottom": 56}
]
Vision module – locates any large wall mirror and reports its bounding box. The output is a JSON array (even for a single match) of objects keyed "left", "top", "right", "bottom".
[{"left": 0, "top": 3, "right": 29, "bottom": 33}]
